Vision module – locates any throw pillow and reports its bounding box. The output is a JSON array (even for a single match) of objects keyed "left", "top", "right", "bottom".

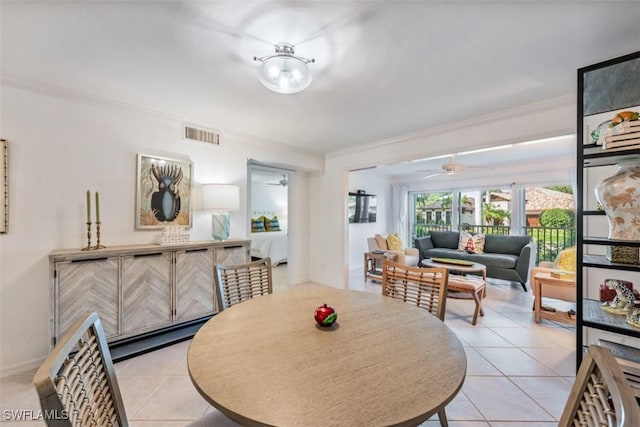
[
  {"left": 387, "top": 233, "right": 404, "bottom": 251},
  {"left": 458, "top": 231, "right": 472, "bottom": 251},
  {"left": 471, "top": 233, "right": 485, "bottom": 254},
  {"left": 265, "top": 216, "right": 281, "bottom": 232},
  {"left": 374, "top": 234, "right": 388, "bottom": 251},
  {"left": 251, "top": 217, "right": 266, "bottom": 233},
  {"left": 458, "top": 231, "right": 485, "bottom": 254}
]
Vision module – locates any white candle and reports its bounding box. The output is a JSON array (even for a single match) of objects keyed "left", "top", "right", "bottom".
[
  {"left": 95, "top": 191, "right": 100, "bottom": 223},
  {"left": 86, "top": 190, "right": 91, "bottom": 223}
]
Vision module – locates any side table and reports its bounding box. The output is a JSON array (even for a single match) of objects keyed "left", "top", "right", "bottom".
[
  {"left": 364, "top": 251, "right": 397, "bottom": 282},
  {"left": 533, "top": 271, "right": 576, "bottom": 325}
]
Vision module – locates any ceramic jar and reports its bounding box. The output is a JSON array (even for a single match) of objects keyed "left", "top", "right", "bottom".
[
  {"left": 595, "top": 159, "right": 640, "bottom": 264},
  {"left": 595, "top": 159, "right": 640, "bottom": 240}
]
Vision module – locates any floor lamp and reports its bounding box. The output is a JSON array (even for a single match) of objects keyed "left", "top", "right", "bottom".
[{"left": 201, "top": 184, "right": 240, "bottom": 241}]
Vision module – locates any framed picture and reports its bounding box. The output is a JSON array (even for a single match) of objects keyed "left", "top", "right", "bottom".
[
  {"left": 0, "top": 139, "right": 7, "bottom": 233},
  {"left": 135, "top": 153, "right": 193, "bottom": 230}
]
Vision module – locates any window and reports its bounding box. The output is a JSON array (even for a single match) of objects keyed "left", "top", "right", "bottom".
[
  {"left": 412, "top": 192, "right": 453, "bottom": 238},
  {"left": 523, "top": 185, "right": 576, "bottom": 261}
]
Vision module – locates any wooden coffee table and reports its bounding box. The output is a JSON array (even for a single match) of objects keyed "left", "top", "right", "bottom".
[
  {"left": 422, "top": 258, "right": 487, "bottom": 325},
  {"left": 421, "top": 258, "right": 487, "bottom": 280}
]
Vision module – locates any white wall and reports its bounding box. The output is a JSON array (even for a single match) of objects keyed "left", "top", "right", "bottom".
[
  {"left": 0, "top": 84, "right": 323, "bottom": 375},
  {"left": 310, "top": 95, "right": 577, "bottom": 288},
  {"left": 347, "top": 171, "right": 391, "bottom": 268}
]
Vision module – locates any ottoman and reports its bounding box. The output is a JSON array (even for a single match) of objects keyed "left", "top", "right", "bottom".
[{"left": 447, "top": 275, "right": 486, "bottom": 325}]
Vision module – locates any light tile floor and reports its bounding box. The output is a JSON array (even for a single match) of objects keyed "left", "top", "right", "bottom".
[{"left": 1, "top": 264, "right": 576, "bottom": 426}]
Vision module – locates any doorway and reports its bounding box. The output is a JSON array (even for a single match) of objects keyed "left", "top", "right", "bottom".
[{"left": 247, "top": 163, "right": 291, "bottom": 292}]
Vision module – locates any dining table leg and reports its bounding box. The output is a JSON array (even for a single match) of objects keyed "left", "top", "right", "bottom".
[{"left": 438, "top": 408, "right": 448, "bottom": 427}]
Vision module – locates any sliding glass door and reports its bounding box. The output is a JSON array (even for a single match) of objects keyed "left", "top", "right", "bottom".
[{"left": 409, "top": 185, "right": 576, "bottom": 263}]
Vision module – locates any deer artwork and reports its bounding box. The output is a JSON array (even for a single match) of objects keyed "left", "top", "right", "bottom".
[
  {"left": 150, "top": 164, "right": 183, "bottom": 222},
  {"left": 605, "top": 187, "right": 636, "bottom": 210}
]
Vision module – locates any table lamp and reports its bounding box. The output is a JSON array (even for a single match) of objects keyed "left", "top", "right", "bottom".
[{"left": 201, "top": 184, "right": 240, "bottom": 241}]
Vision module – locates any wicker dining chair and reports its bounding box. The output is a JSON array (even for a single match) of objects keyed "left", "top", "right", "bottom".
[
  {"left": 381, "top": 260, "right": 450, "bottom": 427},
  {"left": 559, "top": 344, "right": 640, "bottom": 427},
  {"left": 215, "top": 257, "right": 273, "bottom": 309},
  {"left": 33, "top": 311, "right": 129, "bottom": 427},
  {"left": 381, "top": 260, "right": 449, "bottom": 321},
  {"left": 33, "top": 311, "right": 240, "bottom": 427}
]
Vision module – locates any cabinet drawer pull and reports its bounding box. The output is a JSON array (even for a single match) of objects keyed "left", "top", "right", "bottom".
[
  {"left": 133, "top": 253, "right": 163, "bottom": 258},
  {"left": 72, "top": 257, "right": 108, "bottom": 263},
  {"left": 222, "top": 245, "right": 243, "bottom": 249},
  {"left": 186, "top": 248, "right": 209, "bottom": 253}
]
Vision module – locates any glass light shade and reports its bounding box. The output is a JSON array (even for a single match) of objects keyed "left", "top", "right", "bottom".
[
  {"left": 257, "top": 56, "right": 312, "bottom": 94},
  {"left": 254, "top": 43, "right": 314, "bottom": 94}
]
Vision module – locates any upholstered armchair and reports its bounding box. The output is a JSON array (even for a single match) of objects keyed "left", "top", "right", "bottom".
[{"left": 367, "top": 234, "right": 419, "bottom": 266}]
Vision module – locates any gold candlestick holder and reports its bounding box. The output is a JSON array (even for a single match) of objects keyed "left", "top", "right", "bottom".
[
  {"left": 93, "top": 221, "right": 106, "bottom": 250},
  {"left": 81, "top": 222, "right": 92, "bottom": 251}
]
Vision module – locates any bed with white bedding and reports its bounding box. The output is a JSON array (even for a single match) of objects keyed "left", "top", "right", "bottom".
[{"left": 251, "top": 230, "right": 288, "bottom": 266}]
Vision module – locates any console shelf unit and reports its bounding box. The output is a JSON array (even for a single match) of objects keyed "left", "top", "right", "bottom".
[
  {"left": 576, "top": 50, "right": 640, "bottom": 368},
  {"left": 49, "top": 239, "right": 250, "bottom": 360}
]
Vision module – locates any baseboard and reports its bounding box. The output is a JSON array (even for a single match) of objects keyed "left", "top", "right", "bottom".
[{"left": 1, "top": 356, "right": 45, "bottom": 378}]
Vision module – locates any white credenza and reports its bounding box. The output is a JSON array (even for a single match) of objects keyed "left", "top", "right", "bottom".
[{"left": 49, "top": 240, "right": 250, "bottom": 349}]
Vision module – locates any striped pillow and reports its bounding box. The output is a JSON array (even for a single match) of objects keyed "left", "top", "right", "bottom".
[
  {"left": 265, "top": 216, "right": 281, "bottom": 232},
  {"left": 251, "top": 217, "right": 266, "bottom": 232}
]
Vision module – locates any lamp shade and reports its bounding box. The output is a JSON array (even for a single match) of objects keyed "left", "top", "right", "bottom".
[{"left": 201, "top": 184, "right": 240, "bottom": 211}]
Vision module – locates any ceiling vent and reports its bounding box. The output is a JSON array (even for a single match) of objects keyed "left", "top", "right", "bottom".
[{"left": 183, "top": 123, "right": 220, "bottom": 145}]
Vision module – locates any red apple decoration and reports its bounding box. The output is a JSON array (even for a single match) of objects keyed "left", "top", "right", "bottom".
[{"left": 314, "top": 303, "right": 337, "bottom": 327}]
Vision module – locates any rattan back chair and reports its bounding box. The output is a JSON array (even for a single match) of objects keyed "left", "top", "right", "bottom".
[
  {"left": 559, "top": 344, "right": 640, "bottom": 427},
  {"left": 215, "top": 257, "right": 273, "bottom": 310},
  {"left": 33, "top": 312, "right": 128, "bottom": 427},
  {"left": 382, "top": 260, "right": 450, "bottom": 426},
  {"left": 382, "top": 260, "right": 449, "bottom": 321}
]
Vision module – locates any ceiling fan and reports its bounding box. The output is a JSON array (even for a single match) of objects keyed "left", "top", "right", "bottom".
[
  {"left": 419, "top": 157, "right": 490, "bottom": 179},
  {"left": 265, "top": 174, "right": 288, "bottom": 187}
]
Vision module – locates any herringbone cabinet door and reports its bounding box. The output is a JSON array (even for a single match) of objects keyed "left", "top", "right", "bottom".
[
  {"left": 122, "top": 253, "right": 172, "bottom": 334},
  {"left": 56, "top": 258, "right": 119, "bottom": 341},
  {"left": 215, "top": 246, "right": 248, "bottom": 265},
  {"left": 175, "top": 249, "right": 216, "bottom": 321}
]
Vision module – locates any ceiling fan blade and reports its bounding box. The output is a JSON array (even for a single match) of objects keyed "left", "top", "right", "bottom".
[{"left": 422, "top": 172, "right": 444, "bottom": 179}]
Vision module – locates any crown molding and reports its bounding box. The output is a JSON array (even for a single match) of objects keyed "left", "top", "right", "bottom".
[
  {"left": 326, "top": 94, "right": 576, "bottom": 159},
  {"left": 1, "top": 75, "right": 324, "bottom": 159},
  {"left": 1, "top": 75, "right": 184, "bottom": 121}
]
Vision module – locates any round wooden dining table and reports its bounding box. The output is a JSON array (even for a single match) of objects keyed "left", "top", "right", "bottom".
[{"left": 188, "top": 284, "right": 466, "bottom": 427}]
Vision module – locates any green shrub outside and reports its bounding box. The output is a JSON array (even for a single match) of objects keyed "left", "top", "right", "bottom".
[{"left": 539, "top": 208, "right": 575, "bottom": 228}]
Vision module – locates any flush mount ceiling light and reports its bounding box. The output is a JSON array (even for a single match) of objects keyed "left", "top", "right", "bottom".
[{"left": 254, "top": 43, "right": 315, "bottom": 94}]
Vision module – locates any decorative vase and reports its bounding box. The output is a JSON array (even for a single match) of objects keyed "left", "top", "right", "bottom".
[
  {"left": 595, "top": 159, "right": 640, "bottom": 264},
  {"left": 211, "top": 212, "right": 230, "bottom": 241}
]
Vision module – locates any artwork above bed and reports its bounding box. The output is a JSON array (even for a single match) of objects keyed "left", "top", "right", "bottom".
[{"left": 251, "top": 211, "right": 288, "bottom": 265}]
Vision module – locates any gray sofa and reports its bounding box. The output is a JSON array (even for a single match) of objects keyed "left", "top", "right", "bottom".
[{"left": 414, "top": 231, "right": 537, "bottom": 291}]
